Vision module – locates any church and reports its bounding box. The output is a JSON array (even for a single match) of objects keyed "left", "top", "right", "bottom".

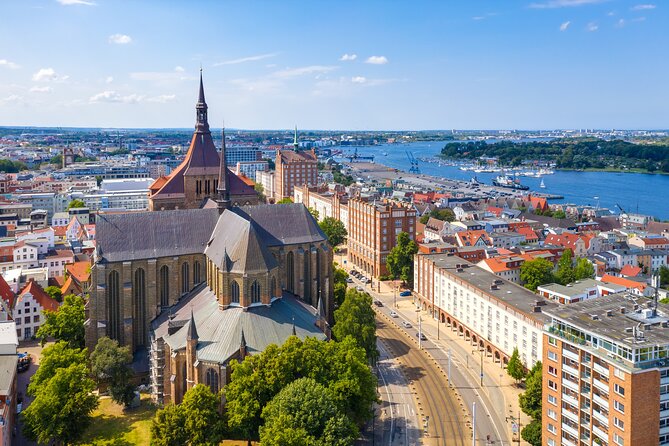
[
  {"left": 148, "top": 72, "right": 259, "bottom": 210},
  {"left": 86, "top": 75, "right": 334, "bottom": 404}
]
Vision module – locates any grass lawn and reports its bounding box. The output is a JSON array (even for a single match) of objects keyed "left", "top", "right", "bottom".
[{"left": 79, "top": 394, "right": 155, "bottom": 446}]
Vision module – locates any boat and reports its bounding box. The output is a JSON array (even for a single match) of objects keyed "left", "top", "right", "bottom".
[
  {"left": 381, "top": 151, "right": 388, "bottom": 156},
  {"left": 471, "top": 176, "right": 482, "bottom": 185},
  {"left": 492, "top": 174, "right": 530, "bottom": 191},
  {"left": 540, "top": 179, "right": 546, "bottom": 188}
]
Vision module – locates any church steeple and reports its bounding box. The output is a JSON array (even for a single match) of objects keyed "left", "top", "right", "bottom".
[
  {"left": 217, "top": 126, "right": 230, "bottom": 213},
  {"left": 195, "top": 69, "right": 209, "bottom": 133},
  {"left": 293, "top": 125, "right": 299, "bottom": 151}
]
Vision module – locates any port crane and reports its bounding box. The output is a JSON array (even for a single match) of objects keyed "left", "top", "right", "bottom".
[
  {"left": 345, "top": 147, "right": 374, "bottom": 162},
  {"left": 406, "top": 151, "right": 420, "bottom": 174}
]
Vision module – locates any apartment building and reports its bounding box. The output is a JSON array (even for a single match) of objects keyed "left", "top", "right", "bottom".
[
  {"left": 255, "top": 170, "right": 275, "bottom": 203},
  {"left": 543, "top": 295, "right": 669, "bottom": 446},
  {"left": 347, "top": 198, "right": 416, "bottom": 277},
  {"left": 274, "top": 149, "right": 318, "bottom": 201},
  {"left": 293, "top": 185, "right": 349, "bottom": 230},
  {"left": 414, "top": 253, "right": 556, "bottom": 367}
]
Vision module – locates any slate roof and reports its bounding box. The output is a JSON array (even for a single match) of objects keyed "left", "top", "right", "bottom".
[
  {"left": 205, "top": 210, "right": 278, "bottom": 274},
  {"left": 232, "top": 204, "right": 327, "bottom": 247},
  {"left": 96, "top": 208, "right": 220, "bottom": 263},
  {"left": 152, "top": 284, "right": 326, "bottom": 365},
  {"left": 0, "top": 356, "right": 17, "bottom": 395}
]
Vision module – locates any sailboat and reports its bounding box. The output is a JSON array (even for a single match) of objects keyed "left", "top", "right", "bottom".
[{"left": 540, "top": 178, "right": 546, "bottom": 189}]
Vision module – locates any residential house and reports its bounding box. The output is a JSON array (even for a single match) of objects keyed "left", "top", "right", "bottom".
[
  {"left": 13, "top": 280, "right": 59, "bottom": 341},
  {"left": 628, "top": 236, "right": 669, "bottom": 250},
  {"left": 455, "top": 230, "right": 492, "bottom": 248},
  {"left": 537, "top": 279, "right": 625, "bottom": 304}
]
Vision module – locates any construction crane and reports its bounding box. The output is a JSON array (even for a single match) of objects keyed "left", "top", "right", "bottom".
[
  {"left": 406, "top": 151, "right": 420, "bottom": 174},
  {"left": 616, "top": 203, "right": 627, "bottom": 215}
]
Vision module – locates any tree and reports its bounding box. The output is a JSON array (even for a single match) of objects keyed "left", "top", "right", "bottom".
[
  {"left": 90, "top": 337, "right": 135, "bottom": 407},
  {"left": 67, "top": 199, "right": 86, "bottom": 210},
  {"left": 150, "top": 404, "right": 188, "bottom": 446},
  {"left": 419, "top": 208, "right": 455, "bottom": 225},
  {"left": 308, "top": 207, "right": 320, "bottom": 221},
  {"left": 333, "top": 266, "right": 349, "bottom": 308},
  {"left": 22, "top": 363, "right": 99, "bottom": 445},
  {"left": 506, "top": 348, "right": 526, "bottom": 383},
  {"left": 27, "top": 341, "right": 87, "bottom": 396},
  {"left": 36, "top": 294, "right": 85, "bottom": 348},
  {"left": 555, "top": 249, "right": 575, "bottom": 285},
  {"left": 255, "top": 183, "right": 266, "bottom": 203},
  {"left": 574, "top": 257, "right": 595, "bottom": 280},
  {"left": 260, "top": 378, "right": 357, "bottom": 446},
  {"left": 333, "top": 288, "right": 378, "bottom": 364},
  {"left": 660, "top": 265, "right": 669, "bottom": 287},
  {"left": 44, "top": 285, "right": 63, "bottom": 303},
  {"left": 386, "top": 232, "right": 418, "bottom": 286},
  {"left": 519, "top": 362, "right": 542, "bottom": 419},
  {"left": 225, "top": 336, "right": 375, "bottom": 441},
  {"left": 553, "top": 209, "right": 566, "bottom": 219},
  {"left": 520, "top": 258, "right": 554, "bottom": 291},
  {"left": 521, "top": 419, "right": 542, "bottom": 446},
  {"left": 319, "top": 217, "right": 347, "bottom": 248},
  {"left": 180, "top": 384, "right": 226, "bottom": 445},
  {"left": 277, "top": 197, "right": 293, "bottom": 204}
]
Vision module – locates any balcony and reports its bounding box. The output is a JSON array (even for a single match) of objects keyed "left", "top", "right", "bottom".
[
  {"left": 562, "top": 422, "right": 579, "bottom": 438},
  {"left": 563, "top": 348, "right": 580, "bottom": 362},
  {"left": 594, "top": 362, "right": 610, "bottom": 377},
  {"left": 563, "top": 408, "right": 579, "bottom": 424},
  {"left": 592, "top": 424, "right": 608, "bottom": 442},
  {"left": 563, "top": 393, "right": 579, "bottom": 408},
  {"left": 563, "top": 363, "right": 579, "bottom": 377},
  {"left": 593, "top": 378, "right": 609, "bottom": 394},
  {"left": 563, "top": 378, "right": 579, "bottom": 393},
  {"left": 561, "top": 436, "right": 577, "bottom": 446},
  {"left": 592, "top": 409, "right": 609, "bottom": 426},
  {"left": 593, "top": 393, "right": 609, "bottom": 410}
]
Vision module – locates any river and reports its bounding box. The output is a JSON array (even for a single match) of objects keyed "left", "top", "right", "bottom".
[{"left": 337, "top": 141, "right": 669, "bottom": 221}]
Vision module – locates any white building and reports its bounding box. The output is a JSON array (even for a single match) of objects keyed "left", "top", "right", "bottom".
[
  {"left": 537, "top": 279, "right": 626, "bottom": 305},
  {"left": 13, "top": 280, "right": 58, "bottom": 341},
  {"left": 414, "top": 253, "right": 558, "bottom": 367},
  {"left": 255, "top": 170, "right": 275, "bottom": 202}
]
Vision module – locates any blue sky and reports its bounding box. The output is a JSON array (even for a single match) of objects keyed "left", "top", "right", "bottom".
[{"left": 0, "top": 0, "right": 666, "bottom": 130}]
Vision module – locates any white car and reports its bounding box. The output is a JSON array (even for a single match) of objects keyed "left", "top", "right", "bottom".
[
  {"left": 390, "top": 311, "right": 398, "bottom": 318},
  {"left": 402, "top": 321, "right": 412, "bottom": 328}
]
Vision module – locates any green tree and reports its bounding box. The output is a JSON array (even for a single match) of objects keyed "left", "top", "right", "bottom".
[
  {"left": 277, "top": 197, "right": 293, "bottom": 204},
  {"left": 150, "top": 404, "right": 188, "bottom": 446},
  {"left": 660, "top": 265, "right": 669, "bottom": 287},
  {"left": 386, "top": 232, "right": 419, "bottom": 286},
  {"left": 44, "top": 285, "right": 63, "bottom": 303},
  {"left": 225, "top": 336, "right": 375, "bottom": 441},
  {"left": 254, "top": 182, "right": 266, "bottom": 202},
  {"left": 333, "top": 266, "right": 349, "bottom": 308},
  {"left": 308, "top": 207, "right": 320, "bottom": 221},
  {"left": 260, "top": 378, "right": 357, "bottom": 446},
  {"left": 419, "top": 208, "right": 455, "bottom": 224},
  {"left": 36, "top": 294, "right": 85, "bottom": 348},
  {"left": 333, "top": 288, "right": 378, "bottom": 364},
  {"left": 90, "top": 337, "right": 135, "bottom": 407},
  {"left": 27, "top": 341, "right": 87, "bottom": 396},
  {"left": 555, "top": 249, "right": 575, "bottom": 285},
  {"left": 180, "top": 384, "right": 226, "bottom": 445},
  {"left": 574, "top": 257, "right": 595, "bottom": 280},
  {"left": 67, "top": 198, "right": 86, "bottom": 210},
  {"left": 520, "top": 258, "right": 554, "bottom": 291},
  {"left": 521, "top": 419, "right": 542, "bottom": 446},
  {"left": 553, "top": 209, "right": 566, "bottom": 219},
  {"left": 319, "top": 217, "right": 348, "bottom": 248},
  {"left": 22, "top": 363, "right": 99, "bottom": 445},
  {"left": 519, "top": 362, "right": 542, "bottom": 419},
  {"left": 506, "top": 348, "right": 526, "bottom": 383}
]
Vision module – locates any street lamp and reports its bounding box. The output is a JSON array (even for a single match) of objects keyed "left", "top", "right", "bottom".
[{"left": 473, "top": 348, "right": 484, "bottom": 386}]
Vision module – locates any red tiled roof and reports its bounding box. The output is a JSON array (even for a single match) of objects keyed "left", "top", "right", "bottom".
[
  {"left": 642, "top": 237, "right": 669, "bottom": 245},
  {"left": 66, "top": 261, "right": 91, "bottom": 284},
  {"left": 620, "top": 265, "right": 642, "bottom": 277},
  {"left": 601, "top": 274, "right": 646, "bottom": 291},
  {"left": 18, "top": 281, "right": 59, "bottom": 312},
  {"left": 0, "top": 275, "right": 14, "bottom": 309}
]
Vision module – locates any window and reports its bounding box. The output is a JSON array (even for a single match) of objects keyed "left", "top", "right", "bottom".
[
  {"left": 547, "top": 394, "right": 557, "bottom": 406},
  {"left": 159, "top": 265, "right": 170, "bottom": 307},
  {"left": 548, "top": 336, "right": 557, "bottom": 346},
  {"left": 547, "top": 408, "right": 557, "bottom": 420},
  {"left": 548, "top": 351, "right": 557, "bottom": 361},
  {"left": 24, "top": 327, "right": 31, "bottom": 339},
  {"left": 24, "top": 317, "right": 29, "bottom": 324},
  {"left": 250, "top": 281, "right": 261, "bottom": 304},
  {"left": 25, "top": 307, "right": 30, "bottom": 314},
  {"left": 181, "top": 262, "right": 190, "bottom": 294},
  {"left": 205, "top": 368, "right": 219, "bottom": 393},
  {"left": 547, "top": 439, "right": 556, "bottom": 446},
  {"left": 547, "top": 423, "right": 556, "bottom": 434},
  {"left": 548, "top": 380, "right": 557, "bottom": 391},
  {"left": 614, "top": 367, "right": 625, "bottom": 380},
  {"left": 614, "top": 400, "right": 625, "bottom": 414},
  {"left": 548, "top": 365, "right": 557, "bottom": 376},
  {"left": 230, "top": 281, "right": 240, "bottom": 304},
  {"left": 33, "top": 315, "right": 39, "bottom": 323},
  {"left": 613, "top": 433, "right": 624, "bottom": 446},
  {"left": 614, "top": 383, "right": 625, "bottom": 396},
  {"left": 614, "top": 417, "right": 624, "bottom": 430}
]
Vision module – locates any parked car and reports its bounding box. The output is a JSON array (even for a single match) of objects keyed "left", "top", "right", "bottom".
[
  {"left": 416, "top": 332, "right": 427, "bottom": 341},
  {"left": 402, "top": 321, "right": 412, "bottom": 328},
  {"left": 356, "top": 286, "right": 364, "bottom": 292},
  {"left": 17, "top": 352, "right": 31, "bottom": 373},
  {"left": 400, "top": 290, "right": 412, "bottom": 297},
  {"left": 390, "top": 311, "right": 398, "bottom": 318},
  {"left": 346, "top": 277, "right": 353, "bottom": 283},
  {"left": 373, "top": 300, "right": 384, "bottom": 307}
]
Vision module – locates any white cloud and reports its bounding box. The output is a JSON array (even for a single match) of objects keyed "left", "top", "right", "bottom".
[
  {"left": 29, "top": 86, "right": 52, "bottom": 93},
  {"left": 616, "top": 18, "right": 626, "bottom": 27},
  {"left": 351, "top": 76, "right": 367, "bottom": 84},
  {"left": 108, "top": 34, "right": 132, "bottom": 44},
  {"left": 1, "top": 95, "right": 23, "bottom": 104},
  {"left": 365, "top": 55, "right": 389, "bottom": 65},
  {"left": 213, "top": 53, "right": 278, "bottom": 66},
  {"left": 89, "top": 91, "right": 143, "bottom": 104},
  {"left": 0, "top": 59, "right": 20, "bottom": 69},
  {"left": 272, "top": 65, "right": 337, "bottom": 78},
  {"left": 529, "top": 0, "right": 608, "bottom": 9},
  {"left": 632, "top": 4, "right": 655, "bottom": 10},
  {"left": 472, "top": 16, "right": 486, "bottom": 20},
  {"left": 586, "top": 21, "right": 599, "bottom": 31},
  {"left": 632, "top": 16, "right": 647, "bottom": 21},
  {"left": 105, "top": 76, "right": 114, "bottom": 84},
  {"left": 174, "top": 66, "right": 185, "bottom": 72},
  {"left": 147, "top": 94, "right": 176, "bottom": 103},
  {"left": 56, "top": 0, "right": 95, "bottom": 5},
  {"left": 560, "top": 21, "right": 571, "bottom": 30},
  {"left": 339, "top": 54, "right": 357, "bottom": 61},
  {"left": 32, "top": 67, "right": 68, "bottom": 82}
]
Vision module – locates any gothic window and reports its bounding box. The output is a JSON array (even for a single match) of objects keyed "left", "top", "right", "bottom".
[
  {"left": 193, "top": 261, "right": 202, "bottom": 284},
  {"left": 206, "top": 368, "right": 219, "bottom": 393},
  {"left": 251, "top": 281, "right": 261, "bottom": 304},
  {"left": 107, "top": 270, "right": 120, "bottom": 342},
  {"left": 181, "top": 262, "right": 190, "bottom": 294},
  {"left": 160, "top": 265, "right": 169, "bottom": 307},
  {"left": 231, "top": 281, "right": 240, "bottom": 304},
  {"left": 271, "top": 276, "right": 277, "bottom": 298},
  {"left": 286, "top": 251, "right": 294, "bottom": 293},
  {"left": 182, "top": 361, "right": 187, "bottom": 398},
  {"left": 133, "top": 268, "right": 146, "bottom": 348},
  {"left": 303, "top": 250, "right": 311, "bottom": 302}
]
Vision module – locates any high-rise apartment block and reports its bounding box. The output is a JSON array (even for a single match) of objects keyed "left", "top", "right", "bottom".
[{"left": 274, "top": 149, "right": 318, "bottom": 201}]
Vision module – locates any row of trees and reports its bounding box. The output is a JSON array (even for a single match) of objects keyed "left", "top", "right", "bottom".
[
  {"left": 505, "top": 349, "right": 542, "bottom": 446},
  {"left": 386, "top": 231, "right": 418, "bottom": 285},
  {"left": 418, "top": 207, "right": 455, "bottom": 225},
  {"left": 520, "top": 249, "right": 594, "bottom": 292}
]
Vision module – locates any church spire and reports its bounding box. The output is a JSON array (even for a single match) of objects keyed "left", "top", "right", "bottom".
[
  {"left": 217, "top": 125, "right": 230, "bottom": 213},
  {"left": 293, "top": 125, "right": 299, "bottom": 151},
  {"left": 195, "top": 69, "right": 209, "bottom": 133},
  {"left": 187, "top": 309, "right": 199, "bottom": 341}
]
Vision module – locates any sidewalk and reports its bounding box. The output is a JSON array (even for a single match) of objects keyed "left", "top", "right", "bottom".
[{"left": 372, "top": 278, "right": 531, "bottom": 445}]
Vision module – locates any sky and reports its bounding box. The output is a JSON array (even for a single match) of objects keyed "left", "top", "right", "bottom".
[{"left": 0, "top": 0, "right": 667, "bottom": 130}]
